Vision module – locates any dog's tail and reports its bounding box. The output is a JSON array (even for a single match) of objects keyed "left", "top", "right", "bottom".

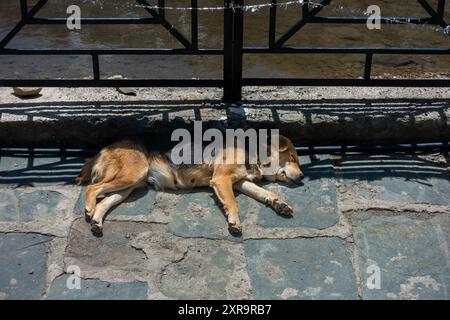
[{"left": 76, "top": 155, "right": 98, "bottom": 185}]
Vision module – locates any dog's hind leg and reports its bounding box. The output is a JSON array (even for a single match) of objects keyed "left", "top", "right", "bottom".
[
  {"left": 234, "top": 180, "right": 293, "bottom": 216},
  {"left": 84, "top": 164, "right": 119, "bottom": 217},
  {"left": 85, "top": 175, "right": 145, "bottom": 216},
  {"left": 90, "top": 187, "right": 136, "bottom": 234}
]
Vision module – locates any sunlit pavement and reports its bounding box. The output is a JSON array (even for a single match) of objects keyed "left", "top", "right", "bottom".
[{"left": 0, "top": 152, "right": 449, "bottom": 300}]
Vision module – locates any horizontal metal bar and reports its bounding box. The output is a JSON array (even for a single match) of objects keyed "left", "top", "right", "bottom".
[
  {"left": 2, "top": 78, "right": 447, "bottom": 88},
  {"left": 306, "top": 16, "right": 434, "bottom": 24},
  {"left": 243, "top": 78, "right": 450, "bottom": 87},
  {"left": 0, "top": 79, "right": 224, "bottom": 87},
  {"left": 0, "top": 48, "right": 223, "bottom": 55},
  {"left": 2, "top": 47, "right": 448, "bottom": 56},
  {"left": 244, "top": 46, "right": 450, "bottom": 54},
  {"left": 28, "top": 17, "right": 160, "bottom": 24}
]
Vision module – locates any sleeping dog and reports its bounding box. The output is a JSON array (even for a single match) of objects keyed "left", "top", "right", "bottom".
[{"left": 77, "top": 135, "right": 303, "bottom": 235}]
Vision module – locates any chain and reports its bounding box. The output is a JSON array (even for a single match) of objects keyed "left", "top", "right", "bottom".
[
  {"left": 79, "top": 0, "right": 449, "bottom": 35},
  {"left": 81, "top": 0, "right": 325, "bottom": 12}
]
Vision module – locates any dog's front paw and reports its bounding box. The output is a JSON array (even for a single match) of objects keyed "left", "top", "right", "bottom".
[
  {"left": 84, "top": 209, "right": 93, "bottom": 222},
  {"left": 228, "top": 221, "right": 242, "bottom": 235},
  {"left": 90, "top": 219, "right": 103, "bottom": 236},
  {"left": 85, "top": 205, "right": 94, "bottom": 215},
  {"left": 273, "top": 200, "right": 293, "bottom": 216}
]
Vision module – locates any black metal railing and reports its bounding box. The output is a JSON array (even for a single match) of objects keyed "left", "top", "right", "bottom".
[{"left": 0, "top": 0, "right": 449, "bottom": 103}]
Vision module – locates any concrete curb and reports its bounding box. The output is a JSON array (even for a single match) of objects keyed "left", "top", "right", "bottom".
[{"left": 1, "top": 87, "right": 449, "bottom": 148}]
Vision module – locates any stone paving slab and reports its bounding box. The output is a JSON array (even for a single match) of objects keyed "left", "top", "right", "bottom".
[
  {"left": 0, "top": 189, "right": 62, "bottom": 222},
  {"left": 74, "top": 186, "right": 157, "bottom": 218},
  {"left": 168, "top": 190, "right": 250, "bottom": 241},
  {"left": 0, "top": 186, "right": 79, "bottom": 237},
  {"left": 0, "top": 190, "right": 16, "bottom": 221},
  {"left": 255, "top": 155, "right": 339, "bottom": 230},
  {"left": 65, "top": 219, "right": 150, "bottom": 275},
  {"left": 244, "top": 238, "right": 358, "bottom": 300},
  {"left": 339, "top": 154, "right": 450, "bottom": 206},
  {"left": 0, "top": 233, "right": 52, "bottom": 300},
  {"left": 0, "top": 155, "right": 84, "bottom": 187},
  {"left": 159, "top": 239, "right": 251, "bottom": 299},
  {"left": 64, "top": 219, "right": 251, "bottom": 299},
  {"left": 46, "top": 275, "right": 148, "bottom": 300},
  {"left": 352, "top": 213, "right": 450, "bottom": 300}
]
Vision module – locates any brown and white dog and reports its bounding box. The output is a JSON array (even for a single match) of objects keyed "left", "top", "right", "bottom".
[{"left": 76, "top": 136, "right": 304, "bottom": 235}]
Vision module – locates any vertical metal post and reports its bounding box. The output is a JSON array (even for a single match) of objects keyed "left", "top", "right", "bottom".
[
  {"left": 223, "top": 0, "right": 234, "bottom": 102},
  {"left": 191, "top": 0, "right": 198, "bottom": 49},
  {"left": 20, "top": 0, "right": 28, "bottom": 20},
  {"left": 302, "top": 0, "right": 309, "bottom": 19},
  {"left": 232, "top": 0, "right": 244, "bottom": 102},
  {"left": 269, "top": 0, "right": 277, "bottom": 48},
  {"left": 223, "top": 0, "right": 244, "bottom": 103},
  {"left": 364, "top": 53, "right": 373, "bottom": 80},
  {"left": 92, "top": 54, "right": 100, "bottom": 80},
  {"left": 158, "top": 0, "right": 165, "bottom": 19},
  {"left": 437, "top": 0, "right": 445, "bottom": 19}
]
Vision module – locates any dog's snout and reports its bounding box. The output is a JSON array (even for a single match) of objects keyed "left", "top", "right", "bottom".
[{"left": 295, "top": 174, "right": 304, "bottom": 183}]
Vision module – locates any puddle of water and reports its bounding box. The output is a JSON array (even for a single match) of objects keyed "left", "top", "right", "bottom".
[{"left": 0, "top": 0, "right": 449, "bottom": 80}]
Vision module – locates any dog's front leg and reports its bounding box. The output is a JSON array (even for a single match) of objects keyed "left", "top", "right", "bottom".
[
  {"left": 234, "top": 180, "right": 293, "bottom": 216},
  {"left": 210, "top": 176, "right": 242, "bottom": 234}
]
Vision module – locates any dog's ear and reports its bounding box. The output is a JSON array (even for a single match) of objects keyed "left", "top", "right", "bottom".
[{"left": 278, "top": 135, "right": 290, "bottom": 152}]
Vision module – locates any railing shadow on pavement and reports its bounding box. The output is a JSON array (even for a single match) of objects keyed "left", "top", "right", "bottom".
[
  {"left": 0, "top": 97, "right": 449, "bottom": 186},
  {"left": 0, "top": 99, "right": 222, "bottom": 122},
  {"left": 0, "top": 153, "right": 85, "bottom": 187},
  {"left": 0, "top": 97, "right": 449, "bottom": 121},
  {"left": 1, "top": 149, "right": 449, "bottom": 188}
]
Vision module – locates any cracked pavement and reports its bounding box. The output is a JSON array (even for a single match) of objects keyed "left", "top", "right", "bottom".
[{"left": 0, "top": 151, "right": 449, "bottom": 300}]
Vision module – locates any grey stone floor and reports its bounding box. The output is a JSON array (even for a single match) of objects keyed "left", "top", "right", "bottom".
[{"left": 0, "top": 151, "right": 449, "bottom": 300}]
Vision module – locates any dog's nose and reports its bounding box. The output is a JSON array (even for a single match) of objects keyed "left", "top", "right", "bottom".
[{"left": 294, "top": 174, "right": 304, "bottom": 184}]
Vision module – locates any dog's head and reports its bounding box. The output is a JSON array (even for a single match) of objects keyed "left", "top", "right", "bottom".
[{"left": 262, "top": 135, "right": 304, "bottom": 184}]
